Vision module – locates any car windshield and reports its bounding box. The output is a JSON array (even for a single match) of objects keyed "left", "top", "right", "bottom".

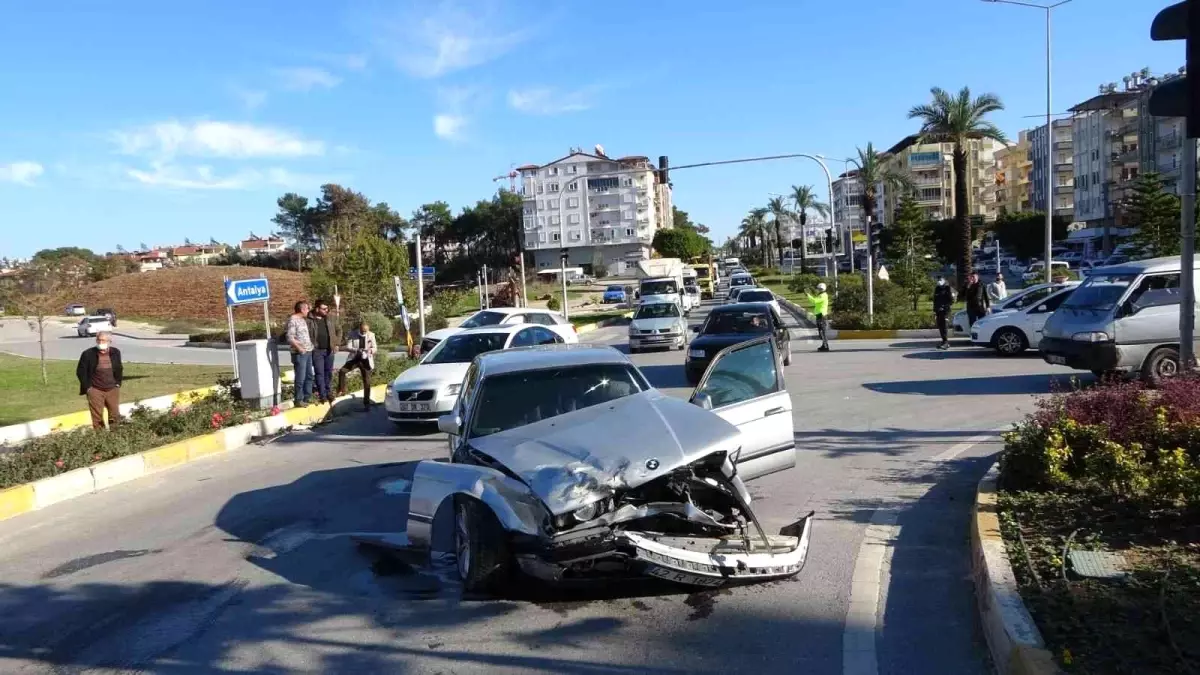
[
  {"left": 737, "top": 290, "right": 774, "bottom": 303},
  {"left": 605, "top": 285, "right": 623, "bottom": 292},
  {"left": 468, "top": 364, "right": 646, "bottom": 438},
  {"left": 641, "top": 280, "right": 677, "bottom": 295},
  {"left": 685, "top": 285, "right": 699, "bottom": 294},
  {"left": 731, "top": 276, "right": 752, "bottom": 286},
  {"left": 695, "top": 268, "right": 710, "bottom": 279},
  {"left": 635, "top": 303, "right": 679, "bottom": 320},
  {"left": 424, "top": 332, "right": 509, "bottom": 364},
  {"left": 703, "top": 309, "right": 771, "bottom": 334},
  {"left": 1062, "top": 273, "right": 1138, "bottom": 311},
  {"left": 459, "top": 311, "right": 507, "bottom": 328}
]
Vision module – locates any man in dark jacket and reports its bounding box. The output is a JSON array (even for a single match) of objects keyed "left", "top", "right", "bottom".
[
  {"left": 961, "top": 272, "right": 990, "bottom": 329},
  {"left": 308, "top": 299, "right": 341, "bottom": 404},
  {"left": 76, "top": 332, "right": 123, "bottom": 429},
  {"left": 933, "top": 275, "right": 955, "bottom": 350}
]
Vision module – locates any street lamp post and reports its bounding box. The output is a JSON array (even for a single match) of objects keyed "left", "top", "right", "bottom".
[{"left": 983, "top": 0, "right": 1075, "bottom": 284}]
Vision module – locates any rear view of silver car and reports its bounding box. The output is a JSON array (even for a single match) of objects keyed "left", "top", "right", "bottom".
[
  {"left": 394, "top": 342, "right": 812, "bottom": 593},
  {"left": 1040, "top": 256, "right": 1198, "bottom": 385}
]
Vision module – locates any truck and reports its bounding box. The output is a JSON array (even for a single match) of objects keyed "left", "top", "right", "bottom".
[{"left": 635, "top": 258, "right": 686, "bottom": 307}]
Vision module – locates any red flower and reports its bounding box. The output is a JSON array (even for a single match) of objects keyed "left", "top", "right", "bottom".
[
  {"left": 54, "top": 460, "right": 64, "bottom": 469},
  {"left": 270, "top": 405, "right": 281, "bottom": 416},
  {"left": 93, "top": 454, "right": 100, "bottom": 461}
]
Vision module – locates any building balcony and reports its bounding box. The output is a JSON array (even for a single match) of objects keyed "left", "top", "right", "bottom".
[
  {"left": 1053, "top": 207, "right": 1074, "bottom": 218},
  {"left": 1159, "top": 134, "right": 1181, "bottom": 150},
  {"left": 1053, "top": 141, "right": 1072, "bottom": 151},
  {"left": 1054, "top": 162, "right": 1073, "bottom": 172},
  {"left": 1055, "top": 185, "right": 1073, "bottom": 195}
]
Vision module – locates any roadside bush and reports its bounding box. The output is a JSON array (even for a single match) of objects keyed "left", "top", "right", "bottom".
[
  {"left": 424, "top": 311, "right": 450, "bottom": 332},
  {"left": 785, "top": 274, "right": 824, "bottom": 296},
  {"left": 831, "top": 274, "right": 908, "bottom": 315},
  {"left": 546, "top": 295, "right": 562, "bottom": 312},
  {"left": 360, "top": 311, "right": 393, "bottom": 342},
  {"left": 433, "top": 289, "right": 467, "bottom": 318},
  {"left": 188, "top": 327, "right": 270, "bottom": 344},
  {"left": 831, "top": 310, "right": 936, "bottom": 330}
]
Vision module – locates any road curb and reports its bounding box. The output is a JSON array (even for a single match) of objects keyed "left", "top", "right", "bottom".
[
  {"left": 972, "top": 463, "right": 1062, "bottom": 675},
  {"left": 0, "top": 383, "right": 387, "bottom": 526},
  {"left": 574, "top": 315, "right": 630, "bottom": 335}
]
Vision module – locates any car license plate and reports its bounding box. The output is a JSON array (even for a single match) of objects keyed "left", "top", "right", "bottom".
[
  {"left": 1046, "top": 354, "right": 1067, "bottom": 365},
  {"left": 645, "top": 564, "right": 726, "bottom": 587},
  {"left": 397, "top": 402, "right": 431, "bottom": 412}
]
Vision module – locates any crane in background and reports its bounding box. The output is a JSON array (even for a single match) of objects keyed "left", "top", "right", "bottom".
[{"left": 492, "top": 166, "right": 518, "bottom": 192}]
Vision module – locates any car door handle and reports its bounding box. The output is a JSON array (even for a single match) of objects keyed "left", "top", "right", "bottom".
[{"left": 764, "top": 406, "right": 787, "bottom": 417}]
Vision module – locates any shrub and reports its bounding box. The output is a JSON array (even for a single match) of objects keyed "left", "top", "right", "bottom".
[
  {"left": 546, "top": 295, "right": 562, "bottom": 312},
  {"left": 831, "top": 310, "right": 937, "bottom": 330},
  {"left": 360, "top": 311, "right": 393, "bottom": 342},
  {"left": 831, "top": 274, "right": 908, "bottom": 315},
  {"left": 424, "top": 311, "right": 450, "bottom": 332},
  {"left": 786, "top": 274, "right": 824, "bottom": 297}
]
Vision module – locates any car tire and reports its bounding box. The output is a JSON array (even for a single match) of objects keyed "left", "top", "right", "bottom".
[
  {"left": 993, "top": 328, "right": 1028, "bottom": 356},
  {"left": 1141, "top": 347, "right": 1180, "bottom": 387},
  {"left": 454, "top": 496, "right": 511, "bottom": 594},
  {"left": 783, "top": 348, "right": 793, "bottom": 367}
]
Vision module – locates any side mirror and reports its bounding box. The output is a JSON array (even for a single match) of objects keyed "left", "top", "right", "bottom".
[
  {"left": 437, "top": 414, "right": 460, "bottom": 435},
  {"left": 692, "top": 392, "right": 714, "bottom": 410},
  {"left": 692, "top": 325, "right": 701, "bottom": 333},
  {"left": 634, "top": 291, "right": 640, "bottom": 299},
  {"left": 1036, "top": 305, "right": 1048, "bottom": 312}
]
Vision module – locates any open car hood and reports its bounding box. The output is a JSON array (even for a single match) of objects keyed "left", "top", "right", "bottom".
[{"left": 466, "top": 390, "right": 742, "bottom": 516}]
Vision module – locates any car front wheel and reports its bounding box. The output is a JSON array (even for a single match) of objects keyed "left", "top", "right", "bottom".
[
  {"left": 993, "top": 328, "right": 1028, "bottom": 356},
  {"left": 454, "top": 496, "right": 511, "bottom": 594}
]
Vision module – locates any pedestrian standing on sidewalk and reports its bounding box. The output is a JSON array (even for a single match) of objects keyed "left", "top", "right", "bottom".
[
  {"left": 987, "top": 273, "right": 1008, "bottom": 303},
  {"left": 336, "top": 317, "right": 378, "bottom": 409},
  {"left": 933, "top": 275, "right": 955, "bottom": 350},
  {"left": 961, "top": 272, "right": 991, "bottom": 328},
  {"left": 287, "top": 300, "right": 314, "bottom": 407},
  {"left": 308, "top": 299, "right": 341, "bottom": 403},
  {"left": 76, "top": 331, "right": 123, "bottom": 429},
  {"left": 805, "top": 282, "right": 831, "bottom": 352}
]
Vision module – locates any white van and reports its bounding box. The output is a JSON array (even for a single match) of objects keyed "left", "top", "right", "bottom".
[{"left": 1022, "top": 260, "right": 1071, "bottom": 283}]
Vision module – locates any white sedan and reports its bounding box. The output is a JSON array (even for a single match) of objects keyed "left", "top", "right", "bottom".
[
  {"left": 77, "top": 316, "right": 114, "bottom": 337},
  {"left": 387, "top": 324, "right": 567, "bottom": 425},
  {"left": 970, "top": 285, "right": 1078, "bottom": 356},
  {"left": 418, "top": 307, "right": 578, "bottom": 355},
  {"left": 953, "top": 281, "right": 1079, "bottom": 336},
  {"left": 728, "top": 287, "right": 781, "bottom": 316}
]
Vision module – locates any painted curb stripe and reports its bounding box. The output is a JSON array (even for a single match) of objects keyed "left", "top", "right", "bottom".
[{"left": 0, "top": 485, "right": 35, "bottom": 521}]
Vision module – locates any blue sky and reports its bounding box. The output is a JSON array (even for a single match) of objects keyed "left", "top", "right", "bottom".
[{"left": 0, "top": 0, "right": 1185, "bottom": 259}]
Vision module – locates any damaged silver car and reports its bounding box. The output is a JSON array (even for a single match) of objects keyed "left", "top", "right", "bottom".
[{"left": 399, "top": 337, "right": 812, "bottom": 592}]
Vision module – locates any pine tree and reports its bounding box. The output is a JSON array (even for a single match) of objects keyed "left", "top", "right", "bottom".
[
  {"left": 1125, "top": 173, "right": 1181, "bottom": 258},
  {"left": 883, "top": 195, "right": 938, "bottom": 310}
]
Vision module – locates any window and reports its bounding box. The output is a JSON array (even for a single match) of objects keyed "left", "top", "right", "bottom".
[
  {"left": 1029, "top": 289, "right": 1076, "bottom": 314},
  {"left": 588, "top": 177, "right": 620, "bottom": 191},
  {"left": 551, "top": 215, "right": 561, "bottom": 225},
  {"left": 548, "top": 183, "right": 560, "bottom": 192},
  {"left": 570, "top": 231, "right": 582, "bottom": 241},
  {"left": 567, "top": 197, "right": 579, "bottom": 208},
  {"left": 549, "top": 167, "right": 559, "bottom": 176},
  {"left": 510, "top": 328, "right": 537, "bottom": 348},
  {"left": 551, "top": 232, "right": 561, "bottom": 242},
  {"left": 693, "top": 340, "right": 779, "bottom": 408},
  {"left": 625, "top": 228, "right": 635, "bottom": 237},
  {"left": 423, "top": 332, "right": 510, "bottom": 364},
  {"left": 569, "top": 166, "right": 578, "bottom": 174},
  {"left": 1127, "top": 273, "right": 1182, "bottom": 311},
  {"left": 568, "top": 213, "right": 581, "bottom": 224},
  {"left": 566, "top": 182, "right": 578, "bottom": 191},
  {"left": 548, "top": 199, "right": 559, "bottom": 209},
  {"left": 526, "top": 312, "right": 557, "bottom": 326}
]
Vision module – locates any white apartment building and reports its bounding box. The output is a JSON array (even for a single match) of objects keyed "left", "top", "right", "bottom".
[
  {"left": 1135, "top": 69, "right": 1194, "bottom": 195},
  {"left": 1029, "top": 121, "right": 1074, "bottom": 220},
  {"left": 878, "top": 135, "right": 1002, "bottom": 226},
  {"left": 518, "top": 148, "right": 673, "bottom": 276},
  {"left": 831, "top": 170, "right": 866, "bottom": 253},
  {"left": 1070, "top": 86, "right": 1141, "bottom": 255}
]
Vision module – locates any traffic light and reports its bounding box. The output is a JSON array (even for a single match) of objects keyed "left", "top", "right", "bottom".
[
  {"left": 825, "top": 228, "right": 834, "bottom": 253},
  {"left": 868, "top": 218, "right": 884, "bottom": 265},
  {"left": 1149, "top": 1, "right": 1197, "bottom": 136}
]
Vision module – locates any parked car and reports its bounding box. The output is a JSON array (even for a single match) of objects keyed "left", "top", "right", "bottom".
[
  {"left": 682, "top": 283, "right": 702, "bottom": 313},
  {"left": 390, "top": 341, "right": 811, "bottom": 593},
  {"left": 970, "top": 285, "right": 1078, "bottom": 356},
  {"left": 602, "top": 285, "right": 627, "bottom": 304},
  {"left": 95, "top": 307, "right": 117, "bottom": 327},
  {"left": 686, "top": 302, "right": 792, "bottom": 384},
  {"left": 628, "top": 301, "right": 687, "bottom": 353},
  {"left": 419, "top": 307, "right": 577, "bottom": 355},
  {"left": 953, "top": 281, "right": 1080, "bottom": 335},
  {"left": 387, "top": 324, "right": 564, "bottom": 425},
  {"left": 730, "top": 287, "right": 781, "bottom": 317},
  {"left": 77, "top": 315, "right": 114, "bottom": 337},
  {"left": 65, "top": 304, "right": 86, "bottom": 316},
  {"left": 1040, "top": 256, "right": 1195, "bottom": 384},
  {"left": 1022, "top": 261, "right": 1071, "bottom": 283}
]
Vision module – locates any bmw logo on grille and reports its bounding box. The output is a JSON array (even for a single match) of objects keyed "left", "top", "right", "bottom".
[{"left": 646, "top": 459, "right": 660, "bottom": 470}]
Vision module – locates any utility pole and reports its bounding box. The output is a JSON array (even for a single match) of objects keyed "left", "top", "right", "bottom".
[{"left": 1181, "top": 140, "right": 1197, "bottom": 370}]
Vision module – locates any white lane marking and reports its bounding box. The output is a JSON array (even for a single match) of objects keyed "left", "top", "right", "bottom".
[{"left": 842, "top": 429, "right": 1004, "bottom": 675}]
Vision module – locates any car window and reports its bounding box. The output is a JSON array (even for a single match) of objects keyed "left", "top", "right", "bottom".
[
  {"left": 459, "top": 311, "right": 507, "bottom": 329},
  {"left": 1029, "top": 289, "right": 1075, "bottom": 313},
  {"left": 1009, "top": 287, "right": 1054, "bottom": 309},
  {"left": 703, "top": 309, "right": 772, "bottom": 335},
  {"left": 635, "top": 303, "right": 680, "bottom": 319},
  {"left": 641, "top": 280, "right": 678, "bottom": 295},
  {"left": 738, "top": 290, "right": 774, "bottom": 303},
  {"left": 459, "top": 363, "right": 480, "bottom": 414},
  {"left": 1128, "top": 273, "right": 1182, "bottom": 311},
  {"left": 424, "top": 332, "right": 509, "bottom": 364},
  {"left": 510, "top": 328, "right": 537, "bottom": 348},
  {"left": 532, "top": 327, "right": 561, "bottom": 345},
  {"left": 468, "top": 364, "right": 648, "bottom": 438},
  {"left": 526, "top": 312, "right": 556, "bottom": 326},
  {"left": 694, "top": 340, "right": 780, "bottom": 408},
  {"left": 606, "top": 285, "right": 623, "bottom": 292},
  {"left": 502, "top": 314, "right": 527, "bottom": 324}
]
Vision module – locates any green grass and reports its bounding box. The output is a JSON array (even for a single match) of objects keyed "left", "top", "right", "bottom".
[{"left": 0, "top": 353, "right": 231, "bottom": 426}]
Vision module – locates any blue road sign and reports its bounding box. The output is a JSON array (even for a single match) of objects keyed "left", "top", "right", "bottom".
[
  {"left": 225, "top": 278, "right": 271, "bottom": 306},
  {"left": 408, "top": 266, "right": 436, "bottom": 278}
]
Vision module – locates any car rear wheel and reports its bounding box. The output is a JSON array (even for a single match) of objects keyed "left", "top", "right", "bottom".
[
  {"left": 993, "top": 328, "right": 1027, "bottom": 356},
  {"left": 454, "top": 496, "right": 511, "bottom": 594},
  {"left": 1141, "top": 347, "right": 1180, "bottom": 387}
]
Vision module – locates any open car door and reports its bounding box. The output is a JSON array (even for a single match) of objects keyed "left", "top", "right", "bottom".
[{"left": 689, "top": 336, "right": 795, "bottom": 481}]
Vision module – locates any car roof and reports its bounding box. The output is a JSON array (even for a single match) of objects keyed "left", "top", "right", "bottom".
[
  {"left": 712, "top": 301, "right": 775, "bottom": 313},
  {"left": 455, "top": 324, "right": 532, "bottom": 335},
  {"left": 736, "top": 288, "right": 774, "bottom": 295},
  {"left": 83, "top": 315, "right": 110, "bottom": 321},
  {"left": 1096, "top": 255, "right": 1195, "bottom": 275},
  {"left": 474, "top": 307, "right": 549, "bottom": 315},
  {"left": 476, "top": 344, "right": 629, "bottom": 377}
]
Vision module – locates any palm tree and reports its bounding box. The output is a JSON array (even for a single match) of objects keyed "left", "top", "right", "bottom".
[
  {"left": 852, "top": 143, "right": 913, "bottom": 269},
  {"left": 767, "top": 196, "right": 790, "bottom": 269},
  {"left": 739, "top": 208, "right": 770, "bottom": 266},
  {"left": 749, "top": 207, "right": 771, "bottom": 266},
  {"left": 908, "top": 86, "right": 1006, "bottom": 288},
  {"left": 789, "top": 185, "right": 830, "bottom": 270}
]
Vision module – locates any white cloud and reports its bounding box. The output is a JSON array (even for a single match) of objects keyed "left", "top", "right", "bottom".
[
  {"left": 125, "top": 162, "right": 331, "bottom": 190},
  {"left": 507, "top": 86, "right": 594, "bottom": 115},
  {"left": 273, "top": 67, "right": 341, "bottom": 91},
  {"left": 433, "top": 114, "right": 467, "bottom": 141},
  {"left": 112, "top": 121, "right": 325, "bottom": 159},
  {"left": 0, "top": 161, "right": 44, "bottom": 185},
  {"left": 379, "top": 3, "right": 529, "bottom": 78}
]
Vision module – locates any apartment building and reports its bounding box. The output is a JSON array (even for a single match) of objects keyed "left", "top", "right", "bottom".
[
  {"left": 239, "top": 234, "right": 287, "bottom": 256},
  {"left": 878, "top": 135, "right": 1002, "bottom": 226},
  {"left": 1029, "top": 120, "right": 1074, "bottom": 220},
  {"left": 1136, "top": 68, "right": 1192, "bottom": 195},
  {"left": 993, "top": 131, "right": 1033, "bottom": 216},
  {"left": 831, "top": 169, "right": 866, "bottom": 252},
  {"left": 517, "top": 147, "right": 673, "bottom": 276},
  {"left": 1069, "top": 84, "right": 1143, "bottom": 254}
]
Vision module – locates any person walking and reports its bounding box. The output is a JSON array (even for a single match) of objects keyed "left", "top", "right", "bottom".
[
  {"left": 286, "top": 300, "right": 315, "bottom": 407},
  {"left": 961, "top": 272, "right": 991, "bottom": 328},
  {"left": 336, "top": 317, "right": 378, "bottom": 409},
  {"left": 805, "top": 282, "right": 831, "bottom": 352},
  {"left": 308, "top": 299, "right": 341, "bottom": 404},
  {"left": 987, "top": 273, "right": 1008, "bottom": 303},
  {"left": 933, "top": 275, "right": 955, "bottom": 350},
  {"left": 76, "top": 331, "right": 123, "bottom": 429}
]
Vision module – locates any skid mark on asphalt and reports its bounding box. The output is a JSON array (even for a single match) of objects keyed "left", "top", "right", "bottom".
[
  {"left": 41, "top": 548, "right": 162, "bottom": 579},
  {"left": 842, "top": 429, "right": 1002, "bottom": 675}
]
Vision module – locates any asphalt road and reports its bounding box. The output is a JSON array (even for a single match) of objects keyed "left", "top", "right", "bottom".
[{"left": 0, "top": 297, "right": 1076, "bottom": 674}]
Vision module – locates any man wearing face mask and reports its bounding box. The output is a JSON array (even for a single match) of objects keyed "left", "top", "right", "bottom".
[
  {"left": 76, "top": 331, "right": 124, "bottom": 429},
  {"left": 933, "top": 275, "right": 955, "bottom": 350}
]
